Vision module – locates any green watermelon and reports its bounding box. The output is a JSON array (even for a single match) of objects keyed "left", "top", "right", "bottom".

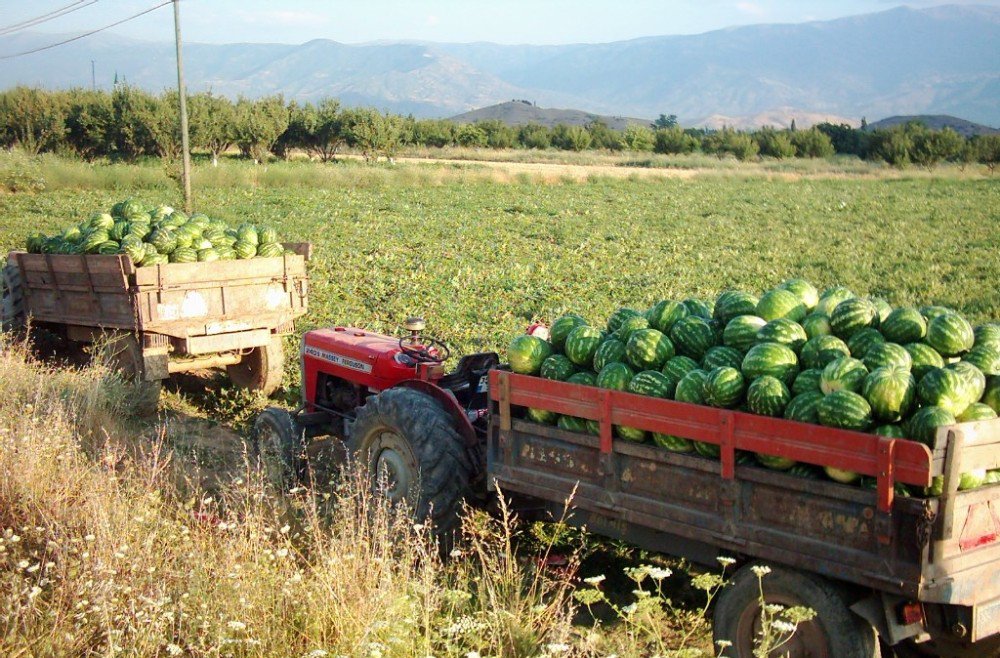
[
  {"left": 108, "top": 220, "right": 129, "bottom": 242},
  {"left": 742, "top": 342, "right": 799, "bottom": 386},
  {"left": 257, "top": 242, "right": 284, "bottom": 258},
  {"left": 646, "top": 301, "right": 688, "bottom": 334},
  {"left": 670, "top": 316, "right": 717, "bottom": 361},
  {"left": 596, "top": 362, "right": 635, "bottom": 391},
  {"left": 984, "top": 377, "right": 1000, "bottom": 414},
  {"left": 197, "top": 248, "right": 220, "bottom": 262},
  {"left": 557, "top": 415, "right": 589, "bottom": 433},
  {"left": 817, "top": 390, "right": 873, "bottom": 431},
  {"left": 527, "top": 408, "right": 558, "bottom": 425},
  {"left": 615, "top": 425, "right": 647, "bottom": 443},
  {"left": 549, "top": 314, "right": 587, "bottom": 351},
  {"left": 693, "top": 440, "right": 721, "bottom": 459},
  {"left": 702, "top": 346, "right": 744, "bottom": 371},
  {"left": 847, "top": 328, "right": 886, "bottom": 359},
  {"left": 540, "top": 354, "right": 577, "bottom": 381},
  {"left": 756, "top": 289, "right": 807, "bottom": 323},
  {"left": 974, "top": 324, "right": 1000, "bottom": 350},
  {"left": 96, "top": 241, "right": 120, "bottom": 255},
  {"left": 628, "top": 371, "right": 672, "bottom": 398},
  {"left": 905, "top": 343, "right": 945, "bottom": 381},
  {"left": 259, "top": 226, "right": 279, "bottom": 245},
  {"left": 565, "top": 326, "right": 603, "bottom": 368},
  {"left": 870, "top": 298, "right": 892, "bottom": 325},
  {"left": 881, "top": 307, "right": 927, "bottom": 344},
  {"left": 616, "top": 315, "right": 650, "bottom": 343},
  {"left": 862, "top": 366, "right": 916, "bottom": 423},
  {"left": 926, "top": 313, "right": 975, "bottom": 357},
  {"left": 147, "top": 228, "right": 177, "bottom": 255},
  {"left": 757, "top": 453, "right": 797, "bottom": 471},
  {"left": 567, "top": 371, "right": 597, "bottom": 387},
  {"left": 947, "top": 361, "right": 986, "bottom": 407},
  {"left": 714, "top": 290, "right": 759, "bottom": 324},
  {"left": 921, "top": 306, "right": 953, "bottom": 323},
  {"left": 661, "top": 356, "right": 701, "bottom": 398},
  {"left": 918, "top": 367, "right": 970, "bottom": 416},
  {"left": 674, "top": 370, "right": 709, "bottom": 405},
  {"left": 508, "top": 335, "right": 553, "bottom": 375},
  {"left": 800, "top": 335, "right": 851, "bottom": 370},
  {"left": 907, "top": 406, "right": 956, "bottom": 446},
  {"left": 682, "top": 298, "right": 714, "bottom": 319},
  {"left": 746, "top": 376, "right": 791, "bottom": 417},
  {"left": 757, "top": 319, "right": 808, "bottom": 354},
  {"left": 801, "top": 313, "right": 832, "bottom": 339},
  {"left": 824, "top": 467, "right": 861, "bottom": 485},
  {"left": 625, "top": 328, "right": 674, "bottom": 370},
  {"left": 820, "top": 357, "right": 869, "bottom": 394},
  {"left": 831, "top": 298, "right": 879, "bottom": 339},
  {"left": 170, "top": 247, "right": 198, "bottom": 263},
  {"left": 863, "top": 342, "right": 912, "bottom": 372},
  {"left": 236, "top": 224, "right": 259, "bottom": 246},
  {"left": 142, "top": 253, "right": 169, "bottom": 266},
  {"left": 792, "top": 368, "right": 824, "bottom": 395},
  {"left": 723, "top": 315, "right": 767, "bottom": 353},
  {"left": 874, "top": 424, "right": 908, "bottom": 439},
  {"left": 986, "top": 470, "right": 1000, "bottom": 486},
  {"left": 958, "top": 403, "right": 998, "bottom": 423},
  {"left": 704, "top": 367, "right": 745, "bottom": 408},
  {"left": 787, "top": 463, "right": 824, "bottom": 480},
  {"left": 784, "top": 391, "right": 825, "bottom": 424},
  {"left": 607, "top": 307, "right": 643, "bottom": 334},
  {"left": 236, "top": 241, "right": 259, "bottom": 260},
  {"left": 652, "top": 433, "right": 694, "bottom": 453},
  {"left": 815, "top": 286, "right": 856, "bottom": 317},
  {"left": 778, "top": 278, "right": 819, "bottom": 311},
  {"left": 593, "top": 339, "right": 627, "bottom": 372},
  {"left": 120, "top": 238, "right": 146, "bottom": 264},
  {"left": 965, "top": 344, "right": 1000, "bottom": 377}
]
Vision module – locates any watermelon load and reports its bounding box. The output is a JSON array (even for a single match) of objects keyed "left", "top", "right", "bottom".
[
  {"left": 24, "top": 198, "right": 292, "bottom": 266},
  {"left": 506, "top": 279, "right": 1000, "bottom": 495}
]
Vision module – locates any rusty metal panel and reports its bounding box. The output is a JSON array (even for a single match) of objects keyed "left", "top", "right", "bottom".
[{"left": 974, "top": 595, "right": 1000, "bottom": 641}]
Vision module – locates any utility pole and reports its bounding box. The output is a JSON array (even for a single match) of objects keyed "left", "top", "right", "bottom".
[
  {"left": 91, "top": 60, "right": 96, "bottom": 91},
  {"left": 173, "top": 0, "right": 193, "bottom": 212}
]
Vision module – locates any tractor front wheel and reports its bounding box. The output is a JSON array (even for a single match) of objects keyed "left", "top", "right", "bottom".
[
  {"left": 346, "top": 387, "right": 473, "bottom": 541},
  {"left": 228, "top": 335, "right": 285, "bottom": 395},
  {"left": 252, "top": 407, "right": 305, "bottom": 491}
]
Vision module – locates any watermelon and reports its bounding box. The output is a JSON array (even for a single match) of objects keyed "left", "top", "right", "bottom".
[
  {"left": 800, "top": 335, "right": 851, "bottom": 370},
  {"left": 704, "top": 367, "right": 745, "bottom": 408},
  {"left": 508, "top": 335, "right": 553, "bottom": 375},
  {"left": 170, "top": 247, "right": 198, "bottom": 264},
  {"left": 792, "top": 368, "right": 824, "bottom": 395},
  {"left": 830, "top": 298, "right": 879, "bottom": 339},
  {"left": 96, "top": 241, "right": 120, "bottom": 255},
  {"left": 146, "top": 228, "right": 177, "bottom": 255},
  {"left": 824, "top": 467, "right": 861, "bottom": 485},
  {"left": 723, "top": 315, "right": 767, "bottom": 353},
  {"left": 958, "top": 403, "right": 998, "bottom": 423},
  {"left": 682, "top": 298, "right": 714, "bottom": 319},
  {"left": 926, "top": 313, "right": 974, "bottom": 357},
  {"left": 702, "top": 346, "right": 744, "bottom": 371},
  {"left": 652, "top": 433, "right": 694, "bottom": 453},
  {"left": 974, "top": 324, "right": 1000, "bottom": 350},
  {"left": 557, "top": 415, "right": 589, "bottom": 433},
  {"left": 675, "top": 370, "right": 709, "bottom": 405},
  {"left": 756, "top": 289, "right": 807, "bottom": 323},
  {"left": 540, "top": 354, "right": 577, "bottom": 381},
  {"left": 881, "top": 307, "right": 927, "bottom": 344},
  {"left": 714, "top": 290, "right": 759, "bottom": 324},
  {"left": 616, "top": 315, "right": 651, "bottom": 343},
  {"left": 756, "top": 453, "right": 796, "bottom": 471},
  {"left": 120, "top": 238, "right": 146, "bottom": 264},
  {"left": 646, "top": 300, "right": 688, "bottom": 334},
  {"left": 801, "top": 313, "right": 832, "bottom": 339},
  {"left": 526, "top": 408, "right": 558, "bottom": 425},
  {"left": 870, "top": 298, "right": 892, "bottom": 325},
  {"left": 257, "top": 242, "right": 284, "bottom": 258},
  {"left": 670, "top": 316, "right": 717, "bottom": 361},
  {"left": 786, "top": 463, "right": 824, "bottom": 480},
  {"left": 987, "top": 470, "right": 1000, "bottom": 486},
  {"left": 625, "top": 329, "right": 674, "bottom": 370},
  {"left": 197, "top": 248, "right": 220, "bottom": 262},
  {"left": 757, "top": 319, "right": 808, "bottom": 354},
  {"left": 965, "top": 344, "right": 1000, "bottom": 377},
  {"left": 628, "top": 371, "right": 673, "bottom": 398},
  {"left": 593, "top": 339, "right": 627, "bottom": 372},
  {"left": 784, "top": 391, "right": 825, "bottom": 424},
  {"left": 820, "top": 357, "right": 869, "bottom": 394},
  {"left": 863, "top": 342, "right": 912, "bottom": 372},
  {"left": 907, "top": 406, "right": 956, "bottom": 446},
  {"left": 236, "top": 224, "right": 259, "bottom": 246},
  {"left": 746, "top": 376, "right": 791, "bottom": 417},
  {"left": 607, "top": 307, "right": 643, "bottom": 334},
  {"left": 927, "top": 470, "right": 987, "bottom": 496},
  {"left": 947, "top": 361, "right": 986, "bottom": 406},
  {"left": 984, "top": 377, "right": 1000, "bottom": 414},
  {"left": 259, "top": 226, "right": 279, "bottom": 245},
  {"left": 565, "top": 326, "right": 603, "bottom": 368},
  {"left": 142, "top": 253, "right": 169, "bottom": 266},
  {"left": 817, "top": 390, "right": 873, "bottom": 431},
  {"left": 234, "top": 240, "right": 258, "bottom": 259},
  {"left": 918, "top": 367, "right": 970, "bottom": 416},
  {"left": 847, "top": 328, "right": 886, "bottom": 359},
  {"left": 615, "top": 425, "right": 647, "bottom": 443},
  {"left": 905, "top": 343, "right": 945, "bottom": 381},
  {"left": 661, "top": 356, "right": 700, "bottom": 398},
  {"left": 216, "top": 247, "right": 236, "bottom": 261},
  {"left": 549, "top": 314, "right": 587, "bottom": 351},
  {"left": 921, "top": 306, "right": 953, "bottom": 323},
  {"left": 778, "top": 278, "right": 819, "bottom": 311},
  {"left": 742, "top": 342, "right": 799, "bottom": 386},
  {"left": 567, "top": 371, "right": 597, "bottom": 387},
  {"left": 596, "top": 362, "right": 635, "bottom": 391},
  {"left": 862, "top": 366, "right": 916, "bottom": 423},
  {"left": 692, "top": 440, "right": 720, "bottom": 459},
  {"left": 90, "top": 211, "right": 116, "bottom": 229},
  {"left": 874, "top": 424, "right": 907, "bottom": 439},
  {"left": 815, "top": 286, "right": 855, "bottom": 317},
  {"left": 108, "top": 221, "right": 129, "bottom": 242}
]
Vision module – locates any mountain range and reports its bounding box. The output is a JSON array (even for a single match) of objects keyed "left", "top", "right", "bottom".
[{"left": 0, "top": 4, "right": 997, "bottom": 127}]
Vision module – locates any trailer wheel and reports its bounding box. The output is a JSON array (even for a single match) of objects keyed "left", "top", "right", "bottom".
[
  {"left": 228, "top": 335, "right": 285, "bottom": 395},
  {"left": 346, "top": 387, "right": 472, "bottom": 541},
  {"left": 713, "top": 563, "right": 878, "bottom": 658},
  {"left": 252, "top": 407, "right": 305, "bottom": 491},
  {"left": 102, "top": 333, "right": 161, "bottom": 417}
]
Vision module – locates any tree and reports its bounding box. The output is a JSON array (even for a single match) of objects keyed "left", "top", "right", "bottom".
[
  {"left": 622, "top": 125, "right": 655, "bottom": 152},
  {"left": 518, "top": 123, "right": 551, "bottom": 149},
  {"left": 753, "top": 127, "right": 796, "bottom": 159},
  {"left": 702, "top": 128, "right": 759, "bottom": 161},
  {"left": 586, "top": 119, "right": 624, "bottom": 151},
  {"left": 652, "top": 113, "right": 678, "bottom": 130},
  {"left": 910, "top": 127, "right": 965, "bottom": 167},
  {"left": 653, "top": 126, "right": 698, "bottom": 155},
  {"left": 868, "top": 126, "right": 913, "bottom": 167},
  {"left": 233, "top": 95, "right": 289, "bottom": 162},
  {"left": 0, "top": 86, "right": 66, "bottom": 154},
  {"left": 344, "top": 108, "right": 401, "bottom": 162},
  {"left": 477, "top": 120, "right": 516, "bottom": 149},
  {"left": 790, "top": 127, "right": 835, "bottom": 159},
  {"left": 63, "top": 89, "right": 112, "bottom": 159},
  {"left": 814, "top": 122, "right": 869, "bottom": 157},
  {"left": 409, "top": 118, "right": 455, "bottom": 148},
  {"left": 188, "top": 92, "right": 236, "bottom": 166},
  {"left": 550, "top": 124, "right": 592, "bottom": 151},
  {"left": 284, "top": 98, "right": 345, "bottom": 162},
  {"left": 972, "top": 134, "right": 1000, "bottom": 173},
  {"left": 107, "top": 83, "right": 163, "bottom": 160},
  {"left": 455, "top": 123, "right": 488, "bottom": 148}
]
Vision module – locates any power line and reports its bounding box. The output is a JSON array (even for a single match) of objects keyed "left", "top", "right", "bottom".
[
  {"left": 0, "top": 1, "right": 100, "bottom": 37},
  {"left": 0, "top": 1, "right": 172, "bottom": 60}
]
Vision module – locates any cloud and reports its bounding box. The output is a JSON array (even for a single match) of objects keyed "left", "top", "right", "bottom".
[{"left": 735, "top": 2, "right": 765, "bottom": 16}]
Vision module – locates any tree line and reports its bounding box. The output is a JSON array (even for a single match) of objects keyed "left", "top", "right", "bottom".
[{"left": 0, "top": 85, "right": 997, "bottom": 170}]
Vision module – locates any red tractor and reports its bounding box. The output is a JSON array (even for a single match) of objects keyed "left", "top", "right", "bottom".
[{"left": 253, "top": 317, "right": 501, "bottom": 536}]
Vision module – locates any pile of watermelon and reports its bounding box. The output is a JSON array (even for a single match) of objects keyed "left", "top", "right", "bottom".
[
  {"left": 25, "top": 199, "right": 290, "bottom": 266},
  {"left": 507, "top": 279, "right": 1000, "bottom": 494}
]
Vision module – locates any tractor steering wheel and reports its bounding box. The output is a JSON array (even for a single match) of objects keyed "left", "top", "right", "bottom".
[{"left": 398, "top": 335, "right": 451, "bottom": 364}]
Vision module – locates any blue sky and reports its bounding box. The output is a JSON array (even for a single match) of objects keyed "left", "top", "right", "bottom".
[{"left": 4, "top": 0, "right": 997, "bottom": 45}]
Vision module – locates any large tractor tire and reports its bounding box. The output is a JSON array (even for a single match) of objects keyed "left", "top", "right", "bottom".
[
  {"left": 102, "top": 332, "right": 161, "bottom": 417},
  {"left": 252, "top": 407, "right": 306, "bottom": 492},
  {"left": 228, "top": 335, "right": 285, "bottom": 395},
  {"left": 713, "top": 562, "right": 878, "bottom": 658},
  {"left": 346, "top": 387, "right": 473, "bottom": 541}
]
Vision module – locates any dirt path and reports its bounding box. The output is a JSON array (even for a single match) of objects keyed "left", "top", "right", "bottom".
[{"left": 395, "top": 154, "right": 703, "bottom": 182}]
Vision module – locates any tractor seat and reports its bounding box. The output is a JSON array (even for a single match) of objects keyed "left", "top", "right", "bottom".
[{"left": 437, "top": 352, "right": 500, "bottom": 391}]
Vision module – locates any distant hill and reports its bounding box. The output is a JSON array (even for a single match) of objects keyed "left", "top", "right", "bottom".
[
  {"left": 449, "top": 101, "right": 650, "bottom": 130},
  {"left": 692, "top": 108, "right": 859, "bottom": 131},
  {"left": 864, "top": 115, "right": 998, "bottom": 137},
  {"left": 0, "top": 4, "right": 997, "bottom": 124}
]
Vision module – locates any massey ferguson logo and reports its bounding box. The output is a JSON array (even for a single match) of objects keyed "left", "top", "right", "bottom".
[{"left": 305, "top": 345, "right": 373, "bottom": 374}]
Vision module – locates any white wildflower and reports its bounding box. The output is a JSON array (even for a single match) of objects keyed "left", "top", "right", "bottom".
[
  {"left": 584, "top": 574, "right": 606, "bottom": 585},
  {"left": 227, "top": 620, "right": 247, "bottom": 632},
  {"left": 751, "top": 564, "right": 772, "bottom": 577},
  {"left": 646, "top": 566, "right": 672, "bottom": 580},
  {"left": 771, "top": 620, "right": 797, "bottom": 634},
  {"left": 717, "top": 556, "right": 736, "bottom": 567}
]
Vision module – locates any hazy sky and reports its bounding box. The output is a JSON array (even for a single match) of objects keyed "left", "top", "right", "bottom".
[{"left": 4, "top": 0, "right": 998, "bottom": 45}]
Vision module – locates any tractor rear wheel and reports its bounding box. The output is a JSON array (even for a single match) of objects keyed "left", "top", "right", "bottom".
[
  {"left": 252, "top": 407, "right": 305, "bottom": 492},
  {"left": 228, "top": 335, "right": 285, "bottom": 395},
  {"left": 346, "top": 387, "right": 473, "bottom": 541},
  {"left": 102, "top": 332, "right": 161, "bottom": 417}
]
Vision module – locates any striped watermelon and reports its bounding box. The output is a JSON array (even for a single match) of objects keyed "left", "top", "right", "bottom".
[
  {"left": 801, "top": 313, "right": 832, "bottom": 339},
  {"left": 607, "top": 307, "right": 643, "bottom": 334},
  {"left": 704, "top": 367, "right": 745, "bottom": 408},
  {"left": 652, "top": 433, "right": 694, "bottom": 452},
  {"left": 616, "top": 315, "right": 651, "bottom": 344},
  {"left": 565, "top": 325, "right": 603, "bottom": 367},
  {"left": 921, "top": 306, "right": 953, "bottom": 323},
  {"left": 974, "top": 324, "right": 1000, "bottom": 350},
  {"left": 549, "top": 314, "right": 587, "bottom": 351},
  {"left": 958, "top": 403, "right": 998, "bottom": 423},
  {"left": 871, "top": 298, "right": 892, "bottom": 325},
  {"left": 792, "top": 368, "right": 823, "bottom": 395},
  {"left": 787, "top": 463, "right": 824, "bottom": 479},
  {"left": 646, "top": 300, "right": 689, "bottom": 334},
  {"left": 784, "top": 391, "right": 825, "bottom": 424},
  {"left": 693, "top": 440, "right": 720, "bottom": 459},
  {"left": 926, "top": 313, "right": 974, "bottom": 357},
  {"left": 170, "top": 247, "right": 198, "bottom": 263},
  {"left": 824, "top": 467, "right": 861, "bottom": 484},
  {"left": 905, "top": 343, "right": 945, "bottom": 381},
  {"left": 670, "top": 316, "right": 717, "bottom": 361},
  {"left": 984, "top": 377, "right": 1000, "bottom": 414},
  {"left": 616, "top": 425, "right": 647, "bottom": 442},
  {"left": 540, "top": 354, "right": 578, "bottom": 381},
  {"left": 683, "top": 298, "right": 714, "bottom": 319},
  {"left": 746, "top": 376, "right": 791, "bottom": 417},
  {"left": 508, "top": 335, "right": 553, "bottom": 375},
  {"left": 907, "top": 406, "right": 956, "bottom": 446},
  {"left": 675, "top": 370, "right": 709, "bottom": 405},
  {"left": 742, "top": 342, "right": 799, "bottom": 386},
  {"left": 756, "top": 319, "right": 808, "bottom": 354},
  {"left": 847, "top": 328, "right": 886, "bottom": 359},
  {"left": 702, "top": 346, "right": 744, "bottom": 371},
  {"left": 965, "top": 344, "right": 1000, "bottom": 376},
  {"left": 628, "top": 370, "right": 673, "bottom": 398},
  {"left": 778, "top": 278, "right": 819, "bottom": 311},
  {"left": 714, "top": 290, "right": 759, "bottom": 324},
  {"left": 862, "top": 366, "right": 916, "bottom": 422},
  {"left": 800, "top": 335, "right": 851, "bottom": 370},
  {"left": 918, "top": 367, "right": 970, "bottom": 416},
  {"left": 830, "top": 298, "right": 879, "bottom": 339},
  {"left": 596, "top": 362, "right": 635, "bottom": 391},
  {"left": 593, "top": 339, "right": 627, "bottom": 372},
  {"left": 567, "top": 371, "right": 597, "bottom": 387},
  {"left": 881, "top": 307, "right": 927, "bottom": 344},
  {"left": 757, "top": 453, "right": 796, "bottom": 471},
  {"left": 815, "top": 286, "right": 855, "bottom": 317},
  {"left": 874, "top": 424, "right": 907, "bottom": 438},
  {"left": 625, "top": 328, "right": 674, "bottom": 370},
  {"left": 817, "top": 390, "right": 873, "bottom": 431},
  {"left": 947, "top": 361, "right": 986, "bottom": 406},
  {"left": 661, "top": 356, "right": 700, "bottom": 398},
  {"left": 527, "top": 408, "right": 558, "bottom": 425},
  {"left": 557, "top": 415, "right": 589, "bottom": 433},
  {"left": 863, "top": 342, "right": 912, "bottom": 372},
  {"left": 756, "top": 289, "right": 807, "bottom": 323},
  {"left": 820, "top": 357, "right": 869, "bottom": 394},
  {"left": 723, "top": 315, "right": 767, "bottom": 352}
]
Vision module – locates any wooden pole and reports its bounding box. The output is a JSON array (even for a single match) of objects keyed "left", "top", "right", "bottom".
[{"left": 173, "top": 0, "right": 193, "bottom": 212}]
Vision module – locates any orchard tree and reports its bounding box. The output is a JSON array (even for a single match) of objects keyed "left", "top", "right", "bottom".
[
  {"left": 518, "top": 123, "right": 551, "bottom": 149},
  {"left": 653, "top": 126, "right": 699, "bottom": 155},
  {"left": 754, "top": 128, "right": 796, "bottom": 159},
  {"left": 622, "top": 124, "right": 655, "bottom": 152},
  {"left": 911, "top": 126, "right": 965, "bottom": 167},
  {"left": 64, "top": 89, "right": 112, "bottom": 159},
  {"left": 107, "top": 83, "right": 163, "bottom": 160},
  {"left": 189, "top": 92, "right": 236, "bottom": 166},
  {"left": 287, "top": 98, "right": 346, "bottom": 161},
  {"left": 344, "top": 108, "right": 401, "bottom": 162},
  {"left": 0, "top": 86, "right": 66, "bottom": 154},
  {"left": 652, "top": 113, "right": 678, "bottom": 129},
  {"left": 790, "top": 127, "right": 835, "bottom": 158},
  {"left": 586, "top": 119, "right": 624, "bottom": 150},
  {"left": 703, "top": 128, "right": 759, "bottom": 161},
  {"left": 477, "top": 120, "right": 516, "bottom": 149},
  {"left": 868, "top": 125, "right": 914, "bottom": 167},
  {"left": 550, "top": 124, "right": 592, "bottom": 151},
  {"left": 234, "top": 95, "right": 289, "bottom": 162},
  {"left": 972, "top": 134, "right": 1000, "bottom": 173}
]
